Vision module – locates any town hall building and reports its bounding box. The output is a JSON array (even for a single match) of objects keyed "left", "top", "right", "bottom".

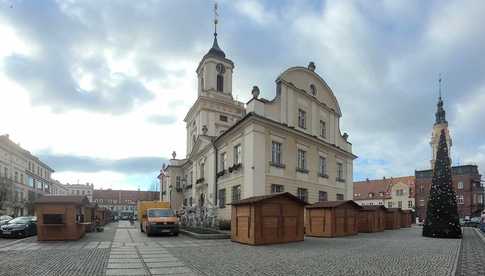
[{"left": 161, "top": 22, "right": 356, "bottom": 220}]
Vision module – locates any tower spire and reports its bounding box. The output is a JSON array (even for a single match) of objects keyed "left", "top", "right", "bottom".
[
  {"left": 205, "top": 1, "right": 225, "bottom": 58},
  {"left": 435, "top": 75, "right": 447, "bottom": 125},
  {"left": 214, "top": 1, "right": 218, "bottom": 37}
]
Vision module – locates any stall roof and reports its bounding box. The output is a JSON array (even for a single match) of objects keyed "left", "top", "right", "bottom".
[
  {"left": 306, "top": 200, "right": 362, "bottom": 209},
  {"left": 385, "top": 208, "right": 401, "bottom": 212},
  {"left": 230, "top": 192, "right": 307, "bottom": 206},
  {"left": 35, "top": 195, "right": 90, "bottom": 205},
  {"left": 361, "top": 205, "right": 387, "bottom": 211}
]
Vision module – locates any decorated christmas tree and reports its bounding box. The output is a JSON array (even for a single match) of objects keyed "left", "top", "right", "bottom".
[{"left": 423, "top": 129, "right": 462, "bottom": 238}]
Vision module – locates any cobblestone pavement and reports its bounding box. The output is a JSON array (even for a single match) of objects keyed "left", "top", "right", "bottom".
[
  {"left": 456, "top": 227, "right": 485, "bottom": 276},
  {"left": 0, "top": 224, "right": 469, "bottom": 276},
  {"left": 168, "top": 227, "right": 460, "bottom": 276}
]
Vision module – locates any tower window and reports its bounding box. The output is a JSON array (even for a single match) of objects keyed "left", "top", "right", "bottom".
[
  {"left": 310, "top": 84, "right": 316, "bottom": 96},
  {"left": 217, "top": 74, "right": 224, "bottom": 92},
  {"left": 219, "top": 115, "right": 228, "bottom": 122}
]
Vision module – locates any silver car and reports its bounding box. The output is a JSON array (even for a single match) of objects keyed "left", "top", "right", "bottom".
[{"left": 0, "top": 215, "right": 13, "bottom": 226}]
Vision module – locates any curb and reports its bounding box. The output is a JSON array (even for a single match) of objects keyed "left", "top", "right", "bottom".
[
  {"left": 180, "top": 229, "right": 230, "bottom": 240},
  {"left": 450, "top": 233, "right": 462, "bottom": 276},
  {"left": 473, "top": 228, "right": 485, "bottom": 244},
  {"left": 1, "top": 235, "right": 36, "bottom": 248}
]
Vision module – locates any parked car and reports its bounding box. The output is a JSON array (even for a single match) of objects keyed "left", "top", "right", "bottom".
[
  {"left": 0, "top": 216, "right": 37, "bottom": 238},
  {"left": 0, "top": 215, "right": 13, "bottom": 226}
]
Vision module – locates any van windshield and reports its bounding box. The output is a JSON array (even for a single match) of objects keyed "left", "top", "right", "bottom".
[{"left": 148, "top": 209, "right": 174, "bottom": 217}]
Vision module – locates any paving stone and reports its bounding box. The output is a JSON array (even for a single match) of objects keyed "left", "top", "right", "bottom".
[
  {"left": 149, "top": 267, "right": 193, "bottom": 275},
  {"left": 145, "top": 261, "right": 186, "bottom": 268},
  {"left": 456, "top": 228, "right": 485, "bottom": 276},
  {"left": 142, "top": 257, "right": 179, "bottom": 263},
  {"left": 109, "top": 254, "right": 139, "bottom": 258},
  {"left": 105, "top": 268, "right": 148, "bottom": 275},
  {"left": 108, "top": 262, "right": 145, "bottom": 269}
]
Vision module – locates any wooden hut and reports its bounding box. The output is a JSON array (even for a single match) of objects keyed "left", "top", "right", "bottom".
[
  {"left": 305, "top": 200, "right": 361, "bottom": 237},
  {"left": 230, "top": 192, "right": 306, "bottom": 245},
  {"left": 83, "top": 203, "right": 97, "bottom": 232},
  {"left": 385, "top": 208, "right": 401, "bottom": 230},
  {"left": 34, "top": 195, "right": 90, "bottom": 241},
  {"left": 95, "top": 207, "right": 109, "bottom": 226},
  {"left": 358, "top": 205, "right": 386, "bottom": 233},
  {"left": 400, "top": 210, "right": 412, "bottom": 228}
]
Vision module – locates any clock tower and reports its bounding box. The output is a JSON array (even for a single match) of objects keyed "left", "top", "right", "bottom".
[{"left": 184, "top": 7, "right": 245, "bottom": 155}]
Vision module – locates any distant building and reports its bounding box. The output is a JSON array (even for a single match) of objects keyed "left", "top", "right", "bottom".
[
  {"left": 353, "top": 176, "right": 415, "bottom": 210},
  {"left": 0, "top": 134, "right": 54, "bottom": 216},
  {"left": 92, "top": 189, "right": 159, "bottom": 217},
  {"left": 63, "top": 183, "right": 94, "bottom": 202},
  {"left": 50, "top": 180, "right": 68, "bottom": 196},
  {"left": 414, "top": 89, "right": 483, "bottom": 221}
]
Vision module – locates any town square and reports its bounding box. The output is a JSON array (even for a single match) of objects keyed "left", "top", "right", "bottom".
[{"left": 1, "top": 1, "right": 485, "bottom": 276}]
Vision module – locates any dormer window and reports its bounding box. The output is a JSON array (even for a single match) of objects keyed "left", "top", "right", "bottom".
[
  {"left": 310, "top": 84, "right": 316, "bottom": 96},
  {"left": 217, "top": 74, "right": 224, "bottom": 92}
]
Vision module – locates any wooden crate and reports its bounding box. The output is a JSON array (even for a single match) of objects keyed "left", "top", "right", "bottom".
[
  {"left": 305, "top": 200, "right": 361, "bottom": 237},
  {"left": 230, "top": 192, "right": 306, "bottom": 245},
  {"left": 358, "top": 205, "right": 386, "bottom": 233},
  {"left": 385, "top": 208, "right": 401, "bottom": 230},
  {"left": 34, "top": 195, "right": 90, "bottom": 241}
]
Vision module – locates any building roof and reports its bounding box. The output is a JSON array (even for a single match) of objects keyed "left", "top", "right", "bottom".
[
  {"left": 360, "top": 205, "right": 387, "bottom": 211},
  {"left": 353, "top": 176, "right": 415, "bottom": 200},
  {"left": 35, "top": 195, "right": 89, "bottom": 205},
  {"left": 306, "top": 200, "right": 361, "bottom": 209},
  {"left": 230, "top": 192, "right": 307, "bottom": 206}
]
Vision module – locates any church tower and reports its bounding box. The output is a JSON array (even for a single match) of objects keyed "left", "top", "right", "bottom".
[
  {"left": 184, "top": 3, "right": 245, "bottom": 155},
  {"left": 430, "top": 78, "right": 452, "bottom": 168}
]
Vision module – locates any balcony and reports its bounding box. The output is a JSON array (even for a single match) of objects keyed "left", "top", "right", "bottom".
[
  {"left": 228, "top": 163, "right": 242, "bottom": 173},
  {"left": 216, "top": 170, "right": 226, "bottom": 179},
  {"left": 196, "top": 178, "right": 205, "bottom": 185}
]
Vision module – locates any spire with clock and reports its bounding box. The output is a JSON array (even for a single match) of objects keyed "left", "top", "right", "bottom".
[{"left": 184, "top": 2, "right": 245, "bottom": 155}]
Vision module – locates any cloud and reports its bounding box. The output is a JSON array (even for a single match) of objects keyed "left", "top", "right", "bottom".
[
  {"left": 146, "top": 115, "right": 177, "bottom": 125},
  {"left": 38, "top": 153, "right": 167, "bottom": 174}
]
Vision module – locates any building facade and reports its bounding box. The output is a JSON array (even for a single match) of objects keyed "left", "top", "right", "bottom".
[
  {"left": 0, "top": 134, "right": 54, "bottom": 216},
  {"left": 49, "top": 180, "right": 69, "bottom": 196},
  {"left": 63, "top": 183, "right": 94, "bottom": 202},
  {"left": 414, "top": 91, "right": 484, "bottom": 221},
  {"left": 92, "top": 189, "right": 159, "bottom": 217},
  {"left": 353, "top": 176, "right": 415, "bottom": 210},
  {"left": 164, "top": 25, "right": 356, "bottom": 220}
]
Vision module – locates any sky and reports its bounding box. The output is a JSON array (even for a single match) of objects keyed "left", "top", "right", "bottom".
[{"left": 0, "top": 0, "right": 484, "bottom": 190}]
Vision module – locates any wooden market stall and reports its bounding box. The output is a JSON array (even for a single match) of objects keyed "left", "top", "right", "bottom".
[
  {"left": 95, "top": 207, "right": 110, "bottom": 226},
  {"left": 230, "top": 192, "right": 306, "bottom": 245},
  {"left": 400, "top": 209, "right": 413, "bottom": 228},
  {"left": 357, "top": 205, "right": 386, "bottom": 233},
  {"left": 34, "top": 195, "right": 90, "bottom": 241},
  {"left": 83, "top": 203, "right": 97, "bottom": 232},
  {"left": 305, "top": 200, "right": 361, "bottom": 237},
  {"left": 385, "top": 208, "right": 401, "bottom": 230}
]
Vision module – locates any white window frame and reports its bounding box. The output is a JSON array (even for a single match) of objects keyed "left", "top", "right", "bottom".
[
  {"left": 271, "top": 141, "right": 282, "bottom": 165},
  {"left": 297, "top": 149, "right": 307, "bottom": 171},
  {"left": 298, "top": 109, "right": 306, "bottom": 129}
]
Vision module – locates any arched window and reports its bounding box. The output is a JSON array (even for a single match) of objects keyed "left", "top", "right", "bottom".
[
  {"left": 217, "top": 74, "right": 224, "bottom": 92},
  {"left": 310, "top": 84, "right": 316, "bottom": 96}
]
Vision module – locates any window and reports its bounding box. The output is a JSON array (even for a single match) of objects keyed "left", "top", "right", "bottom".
[
  {"left": 458, "top": 181, "right": 464, "bottom": 189},
  {"left": 388, "top": 202, "right": 393, "bottom": 208},
  {"left": 337, "top": 162, "right": 344, "bottom": 181},
  {"left": 234, "top": 144, "right": 242, "bottom": 165},
  {"left": 220, "top": 152, "right": 227, "bottom": 171},
  {"left": 396, "top": 189, "right": 404, "bottom": 196},
  {"left": 419, "top": 199, "right": 424, "bottom": 206},
  {"left": 232, "top": 185, "right": 241, "bottom": 202},
  {"left": 183, "top": 198, "right": 187, "bottom": 206},
  {"left": 457, "top": 195, "right": 464, "bottom": 205},
  {"left": 219, "top": 115, "right": 228, "bottom": 122},
  {"left": 298, "top": 109, "right": 306, "bottom": 129},
  {"left": 271, "top": 184, "right": 284, "bottom": 193},
  {"left": 200, "top": 162, "right": 205, "bottom": 178},
  {"left": 218, "top": 189, "right": 226, "bottom": 208},
  {"left": 14, "top": 171, "right": 18, "bottom": 182},
  {"left": 176, "top": 176, "right": 181, "bottom": 189},
  {"left": 336, "top": 193, "right": 344, "bottom": 200},
  {"left": 419, "top": 184, "right": 424, "bottom": 193},
  {"left": 368, "top": 192, "right": 374, "bottom": 198},
  {"left": 320, "top": 120, "right": 326, "bottom": 138},
  {"left": 319, "top": 156, "right": 327, "bottom": 176},
  {"left": 43, "top": 214, "right": 64, "bottom": 224},
  {"left": 271, "top": 142, "right": 282, "bottom": 165},
  {"left": 297, "top": 149, "right": 307, "bottom": 171},
  {"left": 310, "top": 84, "right": 316, "bottom": 96},
  {"left": 398, "top": 201, "right": 402, "bottom": 208},
  {"left": 20, "top": 174, "right": 23, "bottom": 184},
  {"left": 190, "top": 171, "right": 193, "bottom": 185},
  {"left": 318, "top": 191, "right": 328, "bottom": 202},
  {"left": 189, "top": 197, "right": 193, "bottom": 206},
  {"left": 297, "top": 188, "right": 308, "bottom": 202},
  {"left": 217, "top": 74, "right": 224, "bottom": 92},
  {"left": 408, "top": 200, "right": 413, "bottom": 208}
]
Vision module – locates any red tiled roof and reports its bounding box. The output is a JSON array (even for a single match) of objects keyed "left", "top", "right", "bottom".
[{"left": 353, "top": 176, "right": 415, "bottom": 200}]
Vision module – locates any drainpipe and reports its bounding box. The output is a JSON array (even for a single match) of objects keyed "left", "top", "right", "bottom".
[{"left": 214, "top": 143, "right": 218, "bottom": 207}]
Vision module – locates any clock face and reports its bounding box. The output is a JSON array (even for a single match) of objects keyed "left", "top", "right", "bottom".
[{"left": 216, "top": 63, "right": 225, "bottom": 74}]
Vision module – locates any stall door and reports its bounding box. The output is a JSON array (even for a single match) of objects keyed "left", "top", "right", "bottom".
[
  {"left": 261, "top": 203, "right": 280, "bottom": 244},
  {"left": 335, "top": 209, "right": 345, "bottom": 236},
  {"left": 282, "top": 203, "right": 299, "bottom": 241},
  {"left": 310, "top": 209, "right": 324, "bottom": 235},
  {"left": 236, "top": 206, "right": 250, "bottom": 243}
]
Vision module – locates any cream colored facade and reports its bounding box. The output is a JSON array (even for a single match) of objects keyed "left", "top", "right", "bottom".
[
  {"left": 0, "top": 134, "right": 54, "bottom": 216},
  {"left": 164, "top": 32, "right": 356, "bottom": 220}
]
